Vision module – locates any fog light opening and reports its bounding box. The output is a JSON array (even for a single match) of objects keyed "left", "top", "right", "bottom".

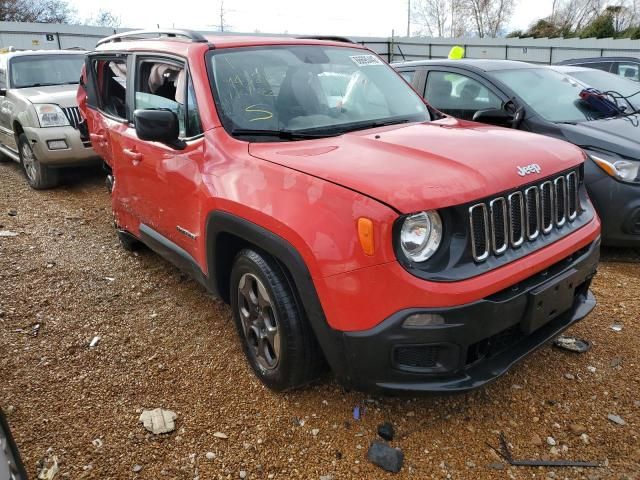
[
  {"left": 403, "top": 313, "right": 445, "bottom": 328},
  {"left": 47, "top": 139, "right": 68, "bottom": 150}
]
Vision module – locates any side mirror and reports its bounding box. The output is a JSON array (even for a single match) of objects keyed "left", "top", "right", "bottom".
[
  {"left": 0, "top": 88, "right": 6, "bottom": 96},
  {"left": 472, "top": 108, "right": 514, "bottom": 127},
  {"left": 133, "top": 109, "right": 185, "bottom": 150}
]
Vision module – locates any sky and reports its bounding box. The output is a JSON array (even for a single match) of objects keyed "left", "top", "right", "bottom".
[{"left": 70, "top": 0, "right": 556, "bottom": 37}]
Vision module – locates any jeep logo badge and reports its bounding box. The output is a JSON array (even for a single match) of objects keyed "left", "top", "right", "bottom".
[{"left": 517, "top": 164, "right": 542, "bottom": 176}]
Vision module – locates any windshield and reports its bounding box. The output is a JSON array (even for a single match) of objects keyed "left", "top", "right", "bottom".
[
  {"left": 492, "top": 68, "right": 612, "bottom": 123},
  {"left": 207, "top": 46, "right": 430, "bottom": 140},
  {"left": 10, "top": 54, "right": 84, "bottom": 89},
  {"left": 564, "top": 69, "right": 640, "bottom": 111}
]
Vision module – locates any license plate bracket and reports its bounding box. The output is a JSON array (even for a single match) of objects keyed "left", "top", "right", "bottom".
[{"left": 521, "top": 268, "right": 579, "bottom": 334}]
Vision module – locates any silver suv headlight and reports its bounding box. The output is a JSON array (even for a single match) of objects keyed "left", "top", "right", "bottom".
[
  {"left": 34, "top": 104, "right": 69, "bottom": 128},
  {"left": 399, "top": 210, "right": 443, "bottom": 262},
  {"left": 589, "top": 151, "right": 640, "bottom": 184}
]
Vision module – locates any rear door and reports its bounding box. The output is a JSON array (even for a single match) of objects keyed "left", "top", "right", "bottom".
[{"left": 83, "top": 53, "right": 130, "bottom": 166}]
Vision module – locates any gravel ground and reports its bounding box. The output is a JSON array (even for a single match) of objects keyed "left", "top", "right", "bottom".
[{"left": 1, "top": 161, "right": 639, "bottom": 480}]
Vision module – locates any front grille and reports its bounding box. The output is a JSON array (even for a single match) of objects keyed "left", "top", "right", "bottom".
[
  {"left": 469, "top": 170, "right": 581, "bottom": 262},
  {"left": 62, "top": 106, "right": 82, "bottom": 129}
]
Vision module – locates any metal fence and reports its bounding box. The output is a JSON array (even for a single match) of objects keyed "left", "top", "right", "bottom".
[
  {"left": 358, "top": 36, "right": 640, "bottom": 64},
  {"left": 1, "top": 21, "right": 639, "bottom": 65}
]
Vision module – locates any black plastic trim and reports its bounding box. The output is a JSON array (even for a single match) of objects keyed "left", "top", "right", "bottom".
[
  {"left": 205, "top": 211, "right": 351, "bottom": 383},
  {"left": 341, "top": 238, "right": 600, "bottom": 394},
  {"left": 138, "top": 224, "right": 211, "bottom": 293}
]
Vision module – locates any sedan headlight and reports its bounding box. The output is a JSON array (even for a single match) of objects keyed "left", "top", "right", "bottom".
[
  {"left": 399, "top": 210, "right": 443, "bottom": 262},
  {"left": 589, "top": 152, "right": 640, "bottom": 184},
  {"left": 34, "top": 104, "right": 69, "bottom": 128}
]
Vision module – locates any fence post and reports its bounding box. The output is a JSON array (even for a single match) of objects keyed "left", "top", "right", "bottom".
[
  {"left": 549, "top": 46, "right": 553, "bottom": 64},
  {"left": 505, "top": 44, "right": 508, "bottom": 60},
  {"left": 56, "top": 32, "right": 61, "bottom": 49}
]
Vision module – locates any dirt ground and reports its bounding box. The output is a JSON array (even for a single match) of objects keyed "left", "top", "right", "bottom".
[{"left": 0, "top": 161, "right": 639, "bottom": 480}]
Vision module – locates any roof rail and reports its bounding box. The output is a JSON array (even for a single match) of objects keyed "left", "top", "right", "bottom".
[
  {"left": 97, "top": 29, "right": 208, "bottom": 46},
  {"left": 296, "top": 35, "right": 355, "bottom": 44}
]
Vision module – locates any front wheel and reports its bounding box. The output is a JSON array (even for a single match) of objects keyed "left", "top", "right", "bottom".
[
  {"left": 230, "top": 249, "right": 324, "bottom": 391},
  {"left": 18, "top": 134, "right": 58, "bottom": 189}
]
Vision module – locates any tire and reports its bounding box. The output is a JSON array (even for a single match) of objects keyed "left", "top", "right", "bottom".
[
  {"left": 230, "top": 248, "right": 324, "bottom": 391},
  {"left": 18, "top": 133, "right": 58, "bottom": 189},
  {"left": 116, "top": 229, "right": 141, "bottom": 252}
]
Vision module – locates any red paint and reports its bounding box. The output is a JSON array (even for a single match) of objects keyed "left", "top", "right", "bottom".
[{"left": 80, "top": 36, "right": 601, "bottom": 334}]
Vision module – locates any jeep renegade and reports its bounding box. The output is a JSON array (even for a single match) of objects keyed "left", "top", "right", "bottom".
[{"left": 79, "top": 30, "right": 601, "bottom": 393}]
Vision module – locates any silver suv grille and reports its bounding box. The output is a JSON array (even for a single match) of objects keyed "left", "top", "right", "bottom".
[
  {"left": 469, "top": 170, "right": 580, "bottom": 262},
  {"left": 62, "top": 106, "right": 82, "bottom": 129}
]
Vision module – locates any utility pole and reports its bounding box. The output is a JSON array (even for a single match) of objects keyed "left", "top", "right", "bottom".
[
  {"left": 220, "top": 0, "right": 225, "bottom": 32},
  {"left": 407, "top": 0, "right": 411, "bottom": 37}
]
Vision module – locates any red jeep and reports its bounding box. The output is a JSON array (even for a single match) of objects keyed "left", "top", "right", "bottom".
[{"left": 79, "top": 30, "right": 601, "bottom": 393}]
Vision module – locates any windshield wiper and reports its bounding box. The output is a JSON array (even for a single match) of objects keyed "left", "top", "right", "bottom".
[
  {"left": 230, "top": 128, "right": 340, "bottom": 140},
  {"left": 332, "top": 118, "right": 413, "bottom": 134}
]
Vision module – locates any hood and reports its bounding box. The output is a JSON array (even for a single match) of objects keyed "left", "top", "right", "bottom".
[
  {"left": 558, "top": 116, "right": 640, "bottom": 159},
  {"left": 248, "top": 117, "right": 585, "bottom": 213},
  {"left": 15, "top": 84, "right": 80, "bottom": 108}
]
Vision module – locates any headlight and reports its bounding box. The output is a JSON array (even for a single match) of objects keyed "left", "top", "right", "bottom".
[
  {"left": 399, "top": 210, "right": 443, "bottom": 262},
  {"left": 589, "top": 152, "right": 640, "bottom": 184},
  {"left": 34, "top": 104, "right": 69, "bottom": 128}
]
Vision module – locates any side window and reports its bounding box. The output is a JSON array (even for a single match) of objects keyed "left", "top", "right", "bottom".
[
  {"left": 425, "top": 71, "right": 502, "bottom": 121},
  {"left": 614, "top": 62, "right": 639, "bottom": 81},
  {"left": 398, "top": 70, "right": 415, "bottom": 84},
  {"left": 135, "top": 59, "right": 185, "bottom": 135},
  {"left": 92, "top": 58, "right": 128, "bottom": 120},
  {"left": 134, "top": 59, "right": 202, "bottom": 138}
]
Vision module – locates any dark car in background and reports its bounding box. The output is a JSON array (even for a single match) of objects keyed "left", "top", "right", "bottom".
[
  {"left": 550, "top": 65, "right": 640, "bottom": 111},
  {"left": 0, "top": 409, "right": 27, "bottom": 480},
  {"left": 394, "top": 59, "right": 640, "bottom": 247},
  {"left": 556, "top": 56, "right": 640, "bottom": 82}
]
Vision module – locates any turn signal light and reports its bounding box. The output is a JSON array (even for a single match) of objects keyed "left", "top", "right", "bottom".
[{"left": 357, "top": 217, "right": 375, "bottom": 256}]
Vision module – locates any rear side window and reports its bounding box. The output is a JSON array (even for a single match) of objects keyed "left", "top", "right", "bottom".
[
  {"left": 134, "top": 58, "right": 202, "bottom": 139},
  {"left": 613, "top": 62, "right": 639, "bottom": 81},
  {"left": 398, "top": 70, "right": 415, "bottom": 84},
  {"left": 92, "top": 58, "right": 128, "bottom": 120}
]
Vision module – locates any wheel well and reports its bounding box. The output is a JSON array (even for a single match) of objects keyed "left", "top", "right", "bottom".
[
  {"left": 13, "top": 122, "right": 24, "bottom": 141},
  {"left": 214, "top": 232, "right": 250, "bottom": 304},
  {"left": 213, "top": 232, "right": 301, "bottom": 307}
]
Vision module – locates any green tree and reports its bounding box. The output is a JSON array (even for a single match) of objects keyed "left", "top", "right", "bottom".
[{"left": 579, "top": 12, "right": 616, "bottom": 38}]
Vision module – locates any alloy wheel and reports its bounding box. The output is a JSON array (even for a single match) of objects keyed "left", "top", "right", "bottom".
[
  {"left": 21, "top": 141, "right": 37, "bottom": 183},
  {"left": 237, "top": 272, "right": 281, "bottom": 370}
]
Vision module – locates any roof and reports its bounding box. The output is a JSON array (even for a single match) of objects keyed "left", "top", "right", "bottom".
[
  {"left": 95, "top": 32, "right": 366, "bottom": 53},
  {"left": 0, "top": 49, "right": 86, "bottom": 58},
  {"left": 557, "top": 56, "right": 640, "bottom": 64},
  {"left": 548, "top": 65, "right": 593, "bottom": 73},
  {"left": 392, "top": 58, "right": 541, "bottom": 71}
]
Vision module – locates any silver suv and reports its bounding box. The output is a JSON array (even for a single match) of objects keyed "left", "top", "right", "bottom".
[{"left": 0, "top": 49, "right": 98, "bottom": 188}]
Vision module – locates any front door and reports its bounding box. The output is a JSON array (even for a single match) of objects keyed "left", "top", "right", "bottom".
[{"left": 116, "top": 55, "right": 205, "bottom": 254}]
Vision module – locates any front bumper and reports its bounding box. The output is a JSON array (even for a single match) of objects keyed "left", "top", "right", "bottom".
[
  {"left": 23, "top": 125, "right": 99, "bottom": 166},
  {"left": 335, "top": 238, "right": 599, "bottom": 394},
  {"left": 585, "top": 160, "right": 640, "bottom": 247}
]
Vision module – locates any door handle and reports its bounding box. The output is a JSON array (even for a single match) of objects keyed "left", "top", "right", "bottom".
[
  {"left": 123, "top": 148, "right": 143, "bottom": 162},
  {"left": 90, "top": 133, "right": 106, "bottom": 145}
]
